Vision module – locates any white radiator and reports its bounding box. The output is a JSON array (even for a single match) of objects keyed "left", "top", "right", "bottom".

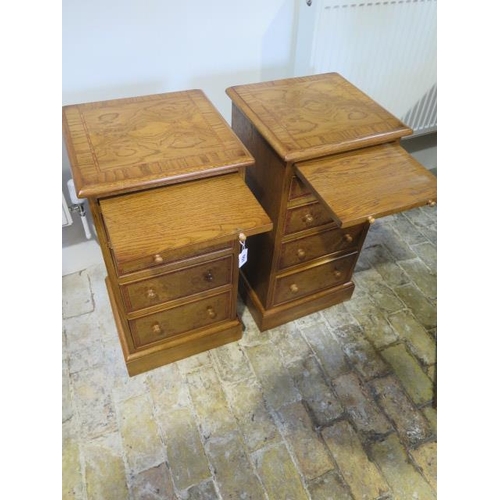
[
  {"left": 62, "top": 192, "right": 73, "bottom": 227},
  {"left": 295, "top": 0, "right": 437, "bottom": 136}
]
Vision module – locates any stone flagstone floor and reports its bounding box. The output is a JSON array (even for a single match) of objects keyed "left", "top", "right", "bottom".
[{"left": 62, "top": 206, "right": 437, "bottom": 500}]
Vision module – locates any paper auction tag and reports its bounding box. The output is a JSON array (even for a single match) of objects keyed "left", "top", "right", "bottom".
[{"left": 238, "top": 240, "right": 248, "bottom": 268}]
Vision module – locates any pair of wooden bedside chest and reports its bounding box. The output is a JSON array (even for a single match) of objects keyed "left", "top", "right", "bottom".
[{"left": 63, "top": 73, "right": 437, "bottom": 376}]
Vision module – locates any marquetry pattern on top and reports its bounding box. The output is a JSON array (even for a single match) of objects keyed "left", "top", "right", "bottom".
[
  {"left": 226, "top": 72, "right": 412, "bottom": 162},
  {"left": 63, "top": 90, "right": 254, "bottom": 198}
]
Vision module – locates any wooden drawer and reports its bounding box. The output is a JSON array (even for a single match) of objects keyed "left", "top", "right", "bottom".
[
  {"left": 273, "top": 252, "right": 358, "bottom": 306},
  {"left": 114, "top": 241, "right": 231, "bottom": 276},
  {"left": 288, "top": 175, "right": 312, "bottom": 201},
  {"left": 101, "top": 174, "right": 272, "bottom": 277},
  {"left": 121, "top": 255, "right": 233, "bottom": 312},
  {"left": 284, "top": 202, "right": 335, "bottom": 236},
  {"left": 278, "top": 224, "right": 366, "bottom": 270},
  {"left": 129, "top": 291, "right": 231, "bottom": 348}
]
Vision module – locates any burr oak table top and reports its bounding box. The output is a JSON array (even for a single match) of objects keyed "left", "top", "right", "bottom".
[
  {"left": 63, "top": 90, "right": 254, "bottom": 198},
  {"left": 226, "top": 72, "right": 412, "bottom": 162}
]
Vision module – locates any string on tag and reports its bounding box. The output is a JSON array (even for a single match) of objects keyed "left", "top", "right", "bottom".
[{"left": 238, "top": 232, "right": 248, "bottom": 268}]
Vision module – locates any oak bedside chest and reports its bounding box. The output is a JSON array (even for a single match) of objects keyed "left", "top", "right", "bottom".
[
  {"left": 226, "top": 73, "right": 437, "bottom": 331},
  {"left": 63, "top": 90, "right": 272, "bottom": 375}
]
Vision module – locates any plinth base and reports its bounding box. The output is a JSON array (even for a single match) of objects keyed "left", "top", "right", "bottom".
[{"left": 239, "top": 272, "right": 355, "bottom": 332}]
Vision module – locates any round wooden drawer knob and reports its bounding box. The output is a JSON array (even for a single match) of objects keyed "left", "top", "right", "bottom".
[
  {"left": 343, "top": 233, "right": 353, "bottom": 243},
  {"left": 205, "top": 271, "right": 214, "bottom": 282},
  {"left": 153, "top": 254, "right": 164, "bottom": 264},
  {"left": 297, "top": 248, "right": 306, "bottom": 259},
  {"left": 152, "top": 322, "right": 162, "bottom": 335},
  {"left": 239, "top": 232, "right": 247, "bottom": 243},
  {"left": 146, "top": 288, "right": 157, "bottom": 299},
  {"left": 207, "top": 306, "right": 217, "bottom": 319},
  {"left": 303, "top": 214, "right": 314, "bottom": 224},
  {"left": 333, "top": 269, "right": 342, "bottom": 279},
  {"left": 289, "top": 284, "right": 299, "bottom": 293}
]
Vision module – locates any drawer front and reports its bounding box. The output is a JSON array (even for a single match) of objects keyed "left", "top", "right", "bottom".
[
  {"left": 278, "top": 224, "right": 366, "bottom": 270},
  {"left": 115, "top": 241, "right": 232, "bottom": 276},
  {"left": 122, "top": 255, "right": 233, "bottom": 312},
  {"left": 130, "top": 291, "right": 231, "bottom": 348},
  {"left": 284, "top": 202, "right": 335, "bottom": 236},
  {"left": 288, "top": 175, "right": 312, "bottom": 201},
  {"left": 273, "top": 252, "right": 358, "bottom": 306}
]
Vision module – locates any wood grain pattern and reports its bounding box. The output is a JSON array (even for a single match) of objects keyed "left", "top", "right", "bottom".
[
  {"left": 295, "top": 142, "right": 437, "bottom": 227},
  {"left": 283, "top": 201, "right": 335, "bottom": 236},
  {"left": 121, "top": 255, "right": 233, "bottom": 312},
  {"left": 231, "top": 105, "right": 292, "bottom": 308},
  {"left": 231, "top": 103, "right": 368, "bottom": 321},
  {"left": 101, "top": 173, "right": 272, "bottom": 265},
  {"left": 107, "top": 277, "right": 242, "bottom": 376},
  {"left": 115, "top": 241, "right": 232, "bottom": 277},
  {"left": 278, "top": 223, "right": 366, "bottom": 270},
  {"left": 288, "top": 176, "right": 313, "bottom": 202},
  {"left": 226, "top": 73, "right": 430, "bottom": 331},
  {"left": 65, "top": 90, "right": 275, "bottom": 373},
  {"left": 273, "top": 252, "right": 359, "bottom": 305},
  {"left": 63, "top": 90, "right": 254, "bottom": 198},
  {"left": 239, "top": 271, "right": 355, "bottom": 332},
  {"left": 129, "top": 290, "right": 231, "bottom": 349},
  {"left": 226, "top": 72, "right": 412, "bottom": 162}
]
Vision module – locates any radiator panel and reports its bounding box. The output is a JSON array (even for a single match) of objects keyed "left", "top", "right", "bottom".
[{"left": 305, "top": 0, "right": 437, "bottom": 135}]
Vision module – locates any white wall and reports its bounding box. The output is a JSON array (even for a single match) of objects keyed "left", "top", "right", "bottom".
[
  {"left": 62, "top": 0, "right": 297, "bottom": 117},
  {"left": 62, "top": 0, "right": 298, "bottom": 273}
]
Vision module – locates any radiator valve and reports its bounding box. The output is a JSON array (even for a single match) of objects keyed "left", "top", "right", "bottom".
[{"left": 66, "top": 179, "right": 92, "bottom": 240}]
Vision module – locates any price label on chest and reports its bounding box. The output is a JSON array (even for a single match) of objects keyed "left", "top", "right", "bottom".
[
  {"left": 238, "top": 233, "right": 248, "bottom": 268},
  {"left": 239, "top": 247, "right": 248, "bottom": 268}
]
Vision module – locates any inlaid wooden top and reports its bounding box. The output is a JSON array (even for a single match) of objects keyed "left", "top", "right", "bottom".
[
  {"left": 295, "top": 142, "right": 437, "bottom": 228},
  {"left": 226, "top": 73, "right": 412, "bottom": 162},
  {"left": 63, "top": 90, "right": 254, "bottom": 198},
  {"left": 101, "top": 173, "right": 273, "bottom": 264}
]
